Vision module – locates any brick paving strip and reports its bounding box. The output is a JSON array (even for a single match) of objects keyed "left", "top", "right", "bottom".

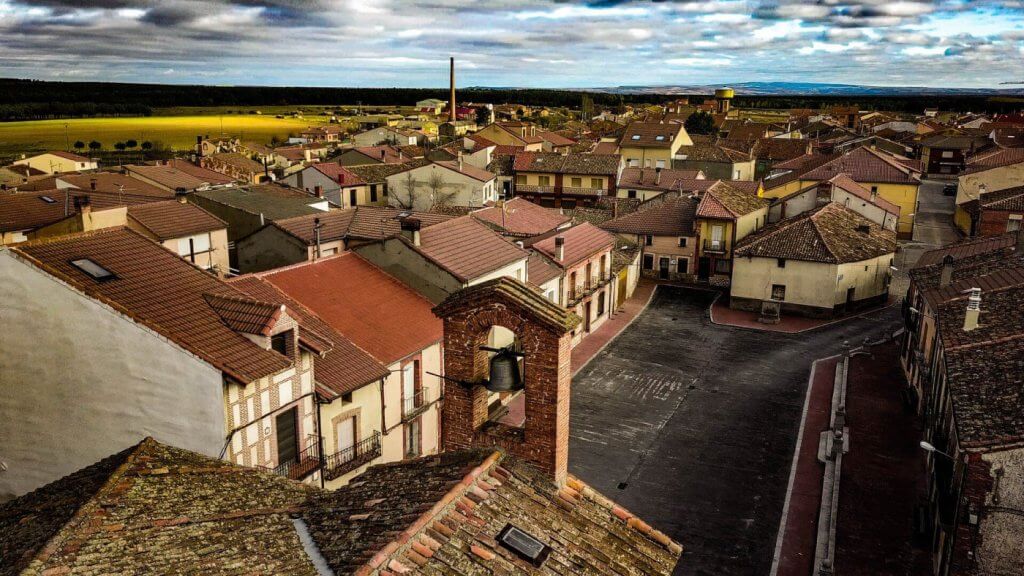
[{"left": 709, "top": 294, "right": 900, "bottom": 334}]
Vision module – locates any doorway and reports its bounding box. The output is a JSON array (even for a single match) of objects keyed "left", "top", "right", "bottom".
[
  {"left": 276, "top": 407, "right": 298, "bottom": 465},
  {"left": 659, "top": 257, "right": 670, "bottom": 280},
  {"left": 584, "top": 301, "right": 592, "bottom": 333},
  {"left": 698, "top": 257, "right": 711, "bottom": 281}
]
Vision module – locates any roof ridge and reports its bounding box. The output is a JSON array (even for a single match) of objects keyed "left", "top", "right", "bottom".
[{"left": 352, "top": 450, "right": 503, "bottom": 576}]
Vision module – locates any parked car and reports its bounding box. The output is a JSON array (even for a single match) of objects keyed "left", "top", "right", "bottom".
[{"left": 942, "top": 183, "right": 957, "bottom": 196}]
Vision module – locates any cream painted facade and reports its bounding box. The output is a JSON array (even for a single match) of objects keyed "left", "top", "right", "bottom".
[
  {"left": 559, "top": 249, "right": 613, "bottom": 347},
  {"left": 731, "top": 253, "right": 893, "bottom": 315},
  {"left": 13, "top": 152, "right": 97, "bottom": 174},
  {"left": 620, "top": 130, "right": 693, "bottom": 169},
  {"left": 765, "top": 179, "right": 918, "bottom": 237},
  {"left": 635, "top": 234, "right": 698, "bottom": 282},
  {"left": 320, "top": 342, "right": 443, "bottom": 488},
  {"left": 955, "top": 163, "right": 1024, "bottom": 233},
  {"left": 30, "top": 206, "right": 129, "bottom": 242},
  {"left": 473, "top": 124, "right": 544, "bottom": 151},
  {"left": 386, "top": 163, "right": 497, "bottom": 212},
  {"left": 514, "top": 171, "right": 611, "bottom": 192},
  {"left": 0, "top": 250, "right": 226, "bottom": 498}
]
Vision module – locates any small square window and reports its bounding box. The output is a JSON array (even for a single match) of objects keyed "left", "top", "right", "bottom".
[
  {"left": 771, "top": 284, "right": 786, "bottom": 301},
  {"left": 497, "top": 524, "right": 551, "bottom": 567},
  {"left": 777, "top": 258, "right": 786, "bottom": 268},
  {"left": 678, "top": 237, "right": 687, "bottom": 247},
  {"left": 645, "top": 235, "right": 653, "bottom": 246},
  {"left": 40, "top": 195, "right": 56, "bottom": 204},
  {"left": 655, "top": 135, "right": 665, "bottom": 141},
  {"left": 631, "top": 135, "right": 641, "bottom": 140},
  {"left": 341, "top": 392, "right": 353, "bottom": 403}
]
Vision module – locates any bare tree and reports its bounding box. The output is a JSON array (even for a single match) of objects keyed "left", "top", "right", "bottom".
[
  {"left": 427, "top": 171, "right": 455, "bottom": 209},
  {"left": 391, "top": 171, "right": 418, "bottom": 209}
]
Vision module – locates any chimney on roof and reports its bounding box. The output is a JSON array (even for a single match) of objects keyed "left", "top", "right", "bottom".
[
  {"left": 655, "top": 166, "right": 662, "bottom": 184},
  {"left": 89, "top": 178, "right": 97, "bottom": 191},
  {"left": 449, "top": 57, "right": 457, "bottom": 123},
  {"left": 963, "top": 287, "right": 982, "bottom": 331},
  {"left": 555, "top": 236, "right": 565, "bottom": 261},
  {"left": 196, "top": 135, "right": 203, "bottom": 158},
  {"left": 458, "top": 151, "right": 464, "bottom": 172},
  {"left": 313, "top": 217, "right": 323, "bottom": 260},
  {"left": 175, "top": 187, "right": 188, "bottom": 203},
  {"left": 939, "top": 254, "right": 954, "bottom": 287},
  {"left": 380, "top": 149, "right": 387, "bottom": 161},
  {"left": 76, "top": 195, "right": 91, "bottom": 216},
  {"left": 400, "top": 216, "right": 422, "bottom": 246}
]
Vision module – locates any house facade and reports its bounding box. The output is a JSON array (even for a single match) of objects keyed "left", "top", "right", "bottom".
[
  {"left": 954, "top": 148, "right": 1024, "bottom": 234},
  {"left": 603, "top": 194, "right": 700, "bottom": 282},
  {"left": 694, "top": 182, "right": 771, "bottom": 285},
  {"left": 618, "top": 121, "right": 693, "bottom": 169},
  {"left": 512, "top": 152, "right": 621, "bottom": 208},
  {"left": 12, "top": 151, "right": 97, "bottom": 174},
  {"left": 386, "top": 160, "right": 498, "bottom": 212}
]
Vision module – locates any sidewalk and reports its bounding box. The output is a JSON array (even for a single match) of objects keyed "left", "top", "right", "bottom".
[
  {"left": 570, "top": 278, "right": 659, "bottom": 375},
  {"left": 710, "top": 295, "right": 897, "bottom": 334},
  {"left": 774, "top": 343, "right": 930, "bottom": 576}
]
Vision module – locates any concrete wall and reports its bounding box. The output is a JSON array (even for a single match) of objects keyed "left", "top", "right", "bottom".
[
  {"left": 768, "top": 187, "right": 818, "bottom": 223},
  {"left": 354, "top": 238, "right": 464, "bottom": 304},
  {"left": 832, "top": 190, "right": 900, "bottom": 231},
  {"left": 236, "top": 226, "right": 311, "bottom": 273},
  {"left": 0, "top": 251, "right": 226, "bottom": 498}
]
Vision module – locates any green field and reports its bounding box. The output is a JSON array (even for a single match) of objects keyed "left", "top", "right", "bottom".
[{"left": 0, "top": 115, "right": 329, "bottom": 156}]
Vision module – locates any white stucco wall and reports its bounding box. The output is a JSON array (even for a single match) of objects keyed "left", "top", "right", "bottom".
[{"left": 0, "top": 251, "right": 226, "bottom": 499}]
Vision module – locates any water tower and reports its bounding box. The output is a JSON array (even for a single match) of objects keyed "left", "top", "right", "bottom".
[{"left": 714, "top": 88, "right": 734, "bottom": 114}]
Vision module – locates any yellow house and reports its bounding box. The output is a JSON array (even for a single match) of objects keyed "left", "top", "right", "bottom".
[
  {"left": 472, "top": 122, "right": 545, "bottom": 151},
  {"left": 954, "top": 148, "right": 1024, "bottom": 234},
  {"left": 236, "top": 252, "right": 445, "bottom": 488},
  {"left": 731, "top": 203, "right": 896, "bottom": 318},
  {"left": 762, "top": 146, "right": 921, "bottom": 238},
  {"left": 695, "top": 181, "right": 771, "bottom": 284},
  {"left": 512, "top": 151, "right": 621, "bottom": 208},
  {"left": 12, "top": 151, "right": 97, "bottom": 174},
  {"left": 618, "top": 121, "right": 693, "bottom": 169}
]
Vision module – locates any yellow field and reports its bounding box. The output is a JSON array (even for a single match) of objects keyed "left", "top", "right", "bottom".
[{"left": 0, "top": 115, "right": 327, "bottom": 155}]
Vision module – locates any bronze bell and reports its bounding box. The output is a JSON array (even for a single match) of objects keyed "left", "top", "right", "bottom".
[{"left": 485, "top": 348, "right": 524, "bottom": 392}]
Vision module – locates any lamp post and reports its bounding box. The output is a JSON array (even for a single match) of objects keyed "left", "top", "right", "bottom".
[{"left": 920, "top": 440, "right": 955, "bottom": 460}]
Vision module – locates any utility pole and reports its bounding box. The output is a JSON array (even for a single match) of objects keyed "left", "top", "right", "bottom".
[{"left": 64, "top": 123, "right": 70, "bottom": 151}]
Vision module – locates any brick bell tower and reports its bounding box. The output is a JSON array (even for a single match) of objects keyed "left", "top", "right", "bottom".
[{"left": 432, "top": 277, "right": 579, "bottom": 486}]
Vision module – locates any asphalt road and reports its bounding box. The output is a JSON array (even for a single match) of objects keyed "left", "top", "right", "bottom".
[
  {"left": 891, "top": 179, "right": 961, "bottom": 295},
  {"left": 568, "top": 287, "right": 902, "bottom": 576}
]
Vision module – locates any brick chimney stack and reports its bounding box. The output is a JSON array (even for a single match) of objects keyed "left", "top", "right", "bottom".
[
  {"left": 963, "top": 287, "right": 982, "bottom": 331},
  {"left": 555, "top": 236, "right": 565, "bottom": 261},
  {"left": 448, "top": 57, "right": 456, "bottom": 123},
  {"left": 939, "top": 254, "right": 954, "bottom": 288}
]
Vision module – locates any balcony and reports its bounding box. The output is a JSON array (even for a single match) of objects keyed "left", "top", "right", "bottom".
[
  {"left": 514, "top": 184, "right": 554, "bottom": 194},
  {"left": 403, "top": 388, "right": 431, "bottom": 421},
  {"left": 562, "top": 186, "right": 605, "bottom": 197},
  {"left": 703, "top": 239, "right": 727, "bottom": 254},
  {"left": 322, "top": 431, "right": 382, "bottom": 481},
  {"left": 271, "top": 435, "right": 321, "bottom": 481},
  {"left": 568, "top": 272, "right": 611, "bottom": 305}
]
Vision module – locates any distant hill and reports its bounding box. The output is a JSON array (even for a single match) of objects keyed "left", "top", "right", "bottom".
[{"left": 593, "top": 81, "right": 1024, "bottom": 97}]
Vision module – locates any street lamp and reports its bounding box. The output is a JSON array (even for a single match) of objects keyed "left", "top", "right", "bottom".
[{"left": 920, "top": 440, "right": 955, "bottom": 460}]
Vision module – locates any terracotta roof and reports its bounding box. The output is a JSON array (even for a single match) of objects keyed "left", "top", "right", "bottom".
[
  {"left": 527, "top": 250, "right": 563, "bottom": 286},
  {"left": 126, "top": 200, "right": 226, "bottom": 240},
  {"left": 696, "top": 181, "right": 770, "bottom": 219},
  {"left": 618, "top": 167, "right": 706, "bottom": 192},
  {"left": 914, "top": 233, "right": 1019, "bottom": 269},
  {"left": 537, "top": 130, "right": 576, "bottom": 146},
  {"left": 822, "top": 173, "right": 901, "bottom": 214},
  {"left": 414, "top": 216, "right": 528, "bottom": 282},
  {"left": 513, "top": 152, "right": 621, "bottom": 176},
  {"left": 602, "top": 194, "right": 699, "bottom": 237},
  {"left": 305, "top": 447, "right": 680, "bottom": 575},
  {"left": 0, "top": 438, "right": 318, "bottom": 576},
  {"left": 269, "top": 206, "right": 453, "bottom": 245},
  {"left": 471, "top": 198, "right": 570, "bottom": 237},
  {"left": 434, "top": 159, "right": 496, "bottom": 182},
  {"left": 0, "top": 190, "right": 105, "bottom": 233},
  {"left": 620, "top": 122, "right": 685, "bottom": 148},
  {"left": 208, "top": 152, "right": 264, "bottom": 173},
  {"left": 592, "top": 141, "right": 619, "bottom": 154},
  {"left": 763, "top": 153, "right": 842, "bottom": 189},
  {"left": 345, "top": 158, "right": 430, "bottom": 183},
  {"left": 58, "top": 172, "right": 173, "bottom": 199},
  {"left": 799, "top": 146, "right": 919, "bottom": 185},
  {"left": 309, "top": 162, "right": 363, "bottom": 185},
  {"left": 11, "top": 228, "right": 293, "bottom": 383},
  {"left": 202, "top": 291, "right": 284, "bottom": 336},
  {"left": 962, "top": 185, "right": 1024, "bottom": 217},
  {"left": 229, "top": 275, "right": 389, "bottom": 397},
  {"left": 166, "top": 159, "right": 236, "bottom": 185},
  {"left": 354, "top": 146, "right": 408, "bottom": 164},
  {"left": 735, "top": 203, "right": 895, "bottom": 264},
  {"left": 964, "top": 147, "right": 1024, "bottom": 174},
  {"left": 260, "top": 253, "right": 442, "bottom": 364},
  {"left": 434, "top": 276, "right": 580, "bottom": 332},
  {"left": 533, "top": 222, "right": 615, "bottom": 268},
  {"left": 124, "top": 163, "right": 227, "bottom": 191}
]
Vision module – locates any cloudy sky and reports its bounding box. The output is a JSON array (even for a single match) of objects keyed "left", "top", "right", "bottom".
[{"left": 1, "top": 0, "right": 1023, "bottom": 88}]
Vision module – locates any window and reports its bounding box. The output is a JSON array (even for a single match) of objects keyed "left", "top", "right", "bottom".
[
  {"left": 733, "top": 169, "right": 741, "bottom": 179},
  {"left": 655, "top": 135, "right": 665, "bottom": 141},
  {"left": 777, "top": 258, "right": 786, "bottom": 268},
  {"left": 655, "top": 160, "right": 665, "bottom": 169},
  {"left": 627, "top": 190, "right": 637, "bottom": 199},
  {"left": 370, "top": 185, "right": 378, "bottom": 203},
  {"left": 677, "top": 258, "right": 688, "bottom": 274},
  {"left": 275, "top": 407, "right": 298, "bottom": 465},
  {"left": 538, "top": 175, "right": 550, "bottom": 186},
  {"left": 270, "top": 332, "right": 291, "bottom": 357},
  {"left": 941, "top": 150, "right": 954, "bottom": 158},
  {"left": 591, "top": 178, "right": 602, "bottom": 189},
  {"left": 678, "top": 237, "right": 687, "bottom": 247},
  {"left": 870, "top": 186, "right": 878, "bottom": 194},
  {"left": 349, "top": 189, "right": 358, "bottom": 207},
  {"left": 1009, "top": 215, "right": 1022, "bottom": 232},
  {"left": 336, "top": 416, "right": 356, "bottom": 454},
  {"left": 341, "top": 392, "right": 353, "bottom": 403},
  {"left": 40, "top": 195, "right": 56, "bottom": 204},
  {"left": 515, "top": 174, "right": 526, "bottom": 185},
  {"left": 642, "top": 254, "right": 654, "bottom": 270},
  {"left": 498, "top": 524, "right": 551, "bottom": 567},
  {"left": 405, "top": 418, "right": 422, "bottom": 458},
  {"left": 631, "top": 134, "right": 641, "bottom": 140},
  {"left": 771, "top": 284, "right": 786, "bottom": 301},
  {"left": 571, "top": 177, "right": 582, "bottom": 187},
  {"left": 177, "top": 233, "right": 212, "bottom": 263},
  {"left": 644, "top": 159, "right": 652, "bottom": 168},
  {"left": 515, "top": 268, "right": 522, "bottom": 281},
  {"left": 628, "top": 159, "right": 639, "bottom": 167},
  {"left": 597, "top": 291, "right": 606, "bottom": 316},
  {"left": 70, "top": 258, "right": 115, "bottom": 281},
  {"left": 644, "top": 235, "right": 653, "bottom": 246}
]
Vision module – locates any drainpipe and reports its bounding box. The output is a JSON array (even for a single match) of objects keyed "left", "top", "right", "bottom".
[{"left": 316, "top": 394, "right": 325, "bottom": 489}]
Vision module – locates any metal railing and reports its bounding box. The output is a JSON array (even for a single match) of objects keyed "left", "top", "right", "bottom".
[
  {"left": 703, "top": 239, "right": 727, "bottom": 253},
  {"left": 271, "top": 434, "right": 321, "bottom": 481},
  {"left": 403, "top": 388, "right": 430, "bottom": 419},
  {"left": 322, "top": 431, "right": 382, "bottom": 481},
  {"left": 568, "top": 272, "right": 611, "bottom": 304},
  {"left": 514, "top": 184, "right": 554, "bottom": 194},
  {"left": 562, "top": 186, "right": 606, "bottom": 197}
]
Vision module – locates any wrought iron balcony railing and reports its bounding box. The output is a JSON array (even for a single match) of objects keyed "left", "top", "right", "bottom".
[
  {"left": 403, "top": 388, "right": 431, "bottom": 420},
  {"left": 271, "top": 435, "right": 321, "bottom": 481},
  {"left": 703, "top": 239, "right": 727, "bottom": 254},
  {"left": 322, "top": 431, "right": 382, "bottom": 481},
  {"left": 567, "top": 272, "right": 611, "bottom": 304}
]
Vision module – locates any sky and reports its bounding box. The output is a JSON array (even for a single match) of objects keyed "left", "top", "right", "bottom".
[{"left": 1, "top": 0, "right": 1023, "bottom": 89}]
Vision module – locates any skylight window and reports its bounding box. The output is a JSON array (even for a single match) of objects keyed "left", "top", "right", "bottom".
[
  {"left": 40, "top": 195, "right": 56, "bottom": 203},
  {"left": 655, "top": 135, "right": 665, "bottom": 141},
  {"left": 497, "top": 524, "right": 551, "bottom": 566},
  {"left": 631, "top": 135, "right": 641, "bottom": 140},
  {"left": 70, "top": 258, "right": 115, "bottom": 281}
]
